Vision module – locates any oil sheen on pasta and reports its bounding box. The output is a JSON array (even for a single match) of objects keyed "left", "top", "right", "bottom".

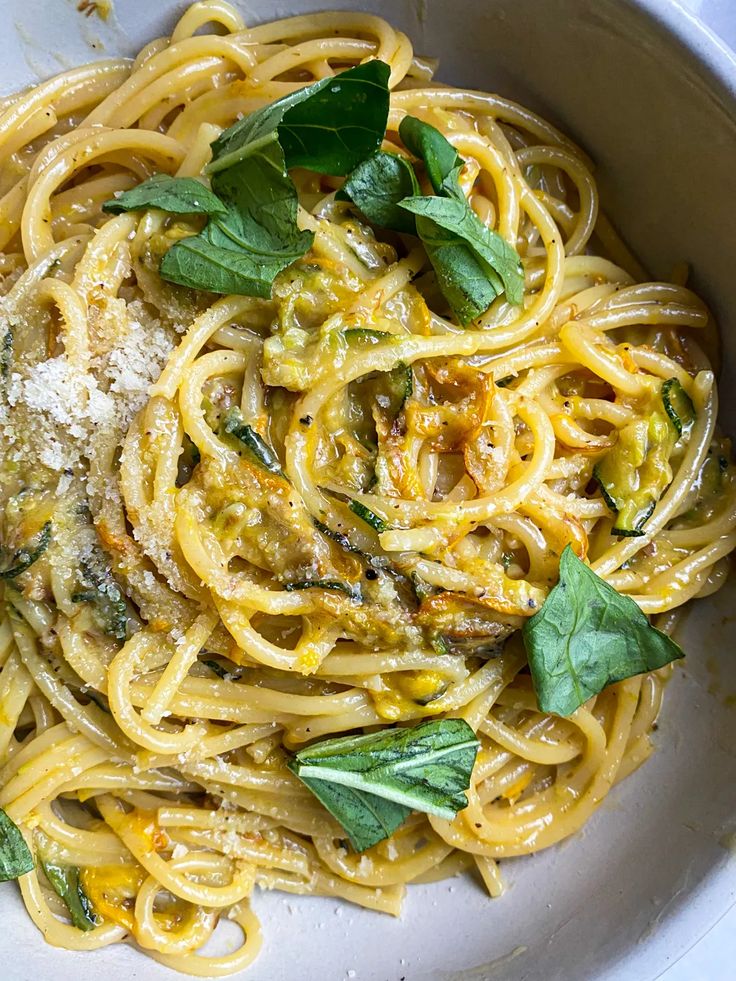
[{"left": 1, "top": 1, "right": 735, "bottom": 974}]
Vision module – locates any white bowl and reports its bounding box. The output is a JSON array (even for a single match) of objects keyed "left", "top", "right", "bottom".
[{"left": 1, "top": 2, "right": 735, "bottom": 979}]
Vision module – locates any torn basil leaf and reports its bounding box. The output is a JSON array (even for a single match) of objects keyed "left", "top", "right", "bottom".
[
  {"left": 338, "top": 151, "right": 420, "bottom": 234},
  {"left": 523, "top": 545, "right": 684, "bottom": 717},
  {"left": 160, "top": 199, "right": 312, "bottom": 297},
  {"left": 102, "top": 174, "right": 227, "bottom": 216},
  {"left": 0, "top": 809, "right": 33, "bottom": 881},
  {"left": 41, "top": 861, "right": 99, "bottom": 931},
  {"left": 289, "top": 718, "right": 479, "bottom": 851},
  {"left": 410, "top": 215, "right": 502, "bottom": 325}
]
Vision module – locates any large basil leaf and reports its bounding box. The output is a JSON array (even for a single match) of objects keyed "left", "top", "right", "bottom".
[
  {"left": 0, "top": 808, "right": 33, "bottom": 881},
  {"left": 208, "top": 60, "right": 390, "bottom": 176},
  {"left": 523, "top": 545, "right": 684, "bottom": 717},
  {"left": 102, "top": 174, "right": 226, "bottom": 216},
  {"left": 289, "top": 718, "right": 479, "bottom": 851}
]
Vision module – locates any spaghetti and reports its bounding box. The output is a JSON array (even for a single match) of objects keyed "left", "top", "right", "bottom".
[{"left": 0, "top": 2, "right": 734, "bottom": 974}]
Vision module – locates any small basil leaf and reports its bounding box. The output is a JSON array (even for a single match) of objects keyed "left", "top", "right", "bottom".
[
  {"left": 102, "top": 174, "right": 226, "bottom": 216},
  {"left": 0, "top": 809, "right": 34, "bottom": 881},
  {"left": 41, "top": 861, "right": 99, "bottom": 931},
  {"left": 208, "top": 61, "right": 390, "bottom": 177},
  {"left": 414, "top": 212, "right": 501, "bottom": 325},
  {"left": 523, "top": 545, "right": 684, "bottom": 717},
  {"left": 401, "top": 195, "right": 524, "bottom": 305},
  {"left": 289, "top": 719, "right": 479, "bottom": 851},
  {"left": 398, "top": 116, "right": 462, "bottom": 193},
  {"left": 298, "top": 775, "right": 410, "bottom": 852},
  {"left": 339, "top": 151, "right": 420, "bottom": 234}
]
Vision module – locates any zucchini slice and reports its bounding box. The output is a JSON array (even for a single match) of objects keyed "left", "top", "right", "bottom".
[
  {"left": 661, "top": 377, "right": 695, "bottom": 437},
  {"left": 220, "top": 407, "right": 285, "bottom": 477},
  {"left": 594, "top": 378, "right": 696, "bottom": 536},
  {"left": 284, "top": 579, "right": 358, "bottom": 599},
  {"left": 0, "top": 521, "right": 52, "bottom": 579},
  {"left": 349, "top": 499, "right": 389, "bottom": 533}
]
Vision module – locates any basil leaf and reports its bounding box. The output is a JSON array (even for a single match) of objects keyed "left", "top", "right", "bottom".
[
  {"left": 208, "top": 61, "right": 390, "bottom": 177},
  {"left": 413, "top": 214, "right": 502, "bottom": 325},
  {"left": 398, "top": 116, "right": 461, "bottom": 193},
  {"left": 0, "top": 809, "right": 33, "bottom": 881},
  {"left": 338, "top": 151, "right": 420, "bottom": 233},
  {"left": 157, "top": 62, "right": 389, "bottom": 296},
  {"left": 298, "top": 776, "right": 410, "bottom": 852},
  {"left": 102, "top": 174, "right": 227, "bottom": 216},
  {"left": 210, "top": 152, "right": 313, "bottom": 258},
  {"left": 394, "top": 116, "right": 524, "bottom": 318},
  {"left": 159, "top": 225, "right": 300, "bottom": 296},
  {"left": 401, "top": 195, "right": 524, "bottom": 305},
  {"left": 523, "top": 545, "right": 684, "bottom": 717},
  {"left": 289, "top": 719, "right": 479, "bottom": 851},
  {"left": 41, "top": 861, "right": 99, "bottom": 931},
  {"left": 161, "top": 145, "right": 313, "bottom": 295}
]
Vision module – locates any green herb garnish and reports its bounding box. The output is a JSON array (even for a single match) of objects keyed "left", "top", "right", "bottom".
[
  {"left": 289, "top": 718, "right": 479, "bottom": 851},
  {"left": 340, "top": 115, "right": 524, "bottom": 325},
  {"left": 102, "top": 174, "right": 227, "bottom": 216},
  {"left": 339, "top": 150, "right": 420, "bottom": 233},
  {"left": 0, "top": 809, "right": 33, "bottom": 881},
  {"left": 41, "top": 861, "right": 99, "bottom": 931},
  {"left": 109, "top": 62, "right": 390, "bottom": 298},
  {"left": 522, "top": 545, "right": 684, "bottom": 717},
  {"left": 399, "top": 194, "right": 524, "bottom": 306},
  {"left": 207, "top": 60, "right": 390, "bottom": 177},
  {"left": 398, "top": 116, "right": 462, "bottom": 194}
]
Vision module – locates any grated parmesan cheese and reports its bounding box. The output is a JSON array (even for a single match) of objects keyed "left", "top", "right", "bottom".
[{"left": 2, "top": 296, "right": 177, "bottom": 480}]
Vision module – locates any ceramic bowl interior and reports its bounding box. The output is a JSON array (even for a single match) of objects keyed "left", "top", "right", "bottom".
[{"left": 1, "top": 2, "right": 735, "bottom": 979}]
